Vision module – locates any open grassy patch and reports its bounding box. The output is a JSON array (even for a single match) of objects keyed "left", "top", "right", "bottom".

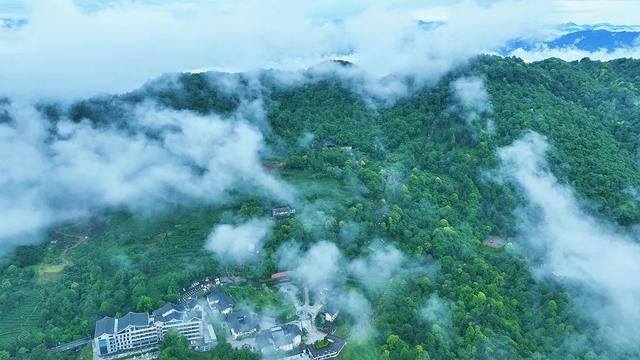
[{"left": 36, "top": 263, "right": 65, "bottom": 284}]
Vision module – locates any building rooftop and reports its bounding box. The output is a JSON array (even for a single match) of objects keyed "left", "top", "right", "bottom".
[
  {"left": 228, "top": 310, "right": 258, "bottom": 334},
  {"left": 95, "top": 316, "right": 115, "bottom": 337},
  {"left": 271, "top": 271, "right": 291, "bottom": 280},
  {"left": 307, "top": 335, "right": 346, "bottom": 359},
  {"left": 117, "top": 312, "right": 149, "bottom": 332},
  {"left": 153, "top": 303, "right": 185, "bottom": 323},
  {"left": 257, "top": 324, "right": 301, "bottom": 350},
  {"left": 207, "top": 288, "right": 234, "bottom": 311},
  {"left": 272, "top": 207, "right": 296, "bottom": 218},
  {"left": 483, "top": 237, "right": 505, "bottom": 248}
]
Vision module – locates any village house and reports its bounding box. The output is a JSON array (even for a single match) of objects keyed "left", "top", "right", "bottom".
[
  {"left": 323, "top": 303, "right": 340, "bottom": 323},
  {"left": 228, "top": 310, "right": 259, "bottom": 339},
  {"left": 272, "top": 207, "right": 296, "bottom": 218}
]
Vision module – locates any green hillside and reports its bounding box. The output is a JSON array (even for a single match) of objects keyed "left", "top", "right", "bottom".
[{"left": 1, "top": 56, "right": 640, "bottom": 359}]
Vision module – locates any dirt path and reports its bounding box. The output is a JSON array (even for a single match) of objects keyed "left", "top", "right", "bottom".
[{"left": 55, "top": 227, "right": 89, "bottom": 267}]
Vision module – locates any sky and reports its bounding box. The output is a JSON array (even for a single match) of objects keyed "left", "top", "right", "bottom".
[
  {"left": 0, "top": 0, "right": 638, "bottom": 98},
  {"left": 3, "top": 0, "right": 639, "bottom": 23}
]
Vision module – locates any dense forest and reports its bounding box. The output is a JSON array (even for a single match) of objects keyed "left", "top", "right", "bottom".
[{"left": 1, "top": 55, "right": 640, "bottom": 359}]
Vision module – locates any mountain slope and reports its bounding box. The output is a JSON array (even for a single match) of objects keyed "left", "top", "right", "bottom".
[{"left": 1, "top": 56, "right": 640, "bottom": 359}]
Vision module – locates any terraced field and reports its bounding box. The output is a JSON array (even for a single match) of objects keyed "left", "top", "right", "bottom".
[{"left": 0, "top": 290, "right": 42, "bottom": 350}]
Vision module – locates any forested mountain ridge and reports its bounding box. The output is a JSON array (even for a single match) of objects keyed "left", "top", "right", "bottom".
[{"left": 1, "top": 55, "right": 640, "bottom": 360}]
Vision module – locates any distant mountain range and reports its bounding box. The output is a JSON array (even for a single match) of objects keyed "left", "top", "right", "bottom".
[
  {"left": 1, "top": 17, "right": 27, "bottom": 30},
  {"left": 503, "top": 29, "right": 639, "bottom": 53},
  {"left": 2, "top": 17, "right": 638, "bottom": 55},
  {"left": 419, "top": 21, "right": 640, "bottom": 54},
  {"left": 502, "top": 24, "right": 640, "bottom": 54}
]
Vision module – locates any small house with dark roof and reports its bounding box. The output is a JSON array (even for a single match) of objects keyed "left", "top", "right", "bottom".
[
  {"left": 228, "top": 310, "right": 259, "bottom": 339},
  {"left": 324, "top": 139, "right": 337, "bottom": 148},
  {"left": 206, "top": 288, "right": 234, "bottom": 315},
  {"left": 272, "top": 207, "right": 296, "bottom": 218},
  {"left": 306, "top": 335, "right": 346, "bottom": 360}
]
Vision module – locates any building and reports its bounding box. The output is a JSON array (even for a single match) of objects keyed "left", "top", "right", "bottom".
[
  {"left": 256, "top": 324, "right": 302, "bottom": 353},
  {"left": 272, "top": 207, "right": 296, "bottom": 218},
  {"left": 228, "top": 310, "right": 259, "bottom": 339},
  {"left": 94, "top": 302, "right": 213, "bottom": 358},
  {"left": 324, "top": 139, "right": 337, "bottom": 149},
  {"left": 179, "top": 277, "right": 215, "bottom": 303},
  {"left": 323, "top": 303, "right": 340, "bottom": 323},
  {"left": 306, "top": 335, "right": 346, "bottom": 360},
  {"left": 152, "top": 303, "right": 204, "bottom": 345},
  {"left": 94, "top": 312, "right": 158, "bottom": 357},
  {"left": 206, "top": 288, "right": 234, "bottom": 315},
  {"left": 483, "top": 236, "right": 504, "bottom": 248}
]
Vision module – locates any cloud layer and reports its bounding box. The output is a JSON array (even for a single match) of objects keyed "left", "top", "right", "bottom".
[
  {"left": 0, "top": 0, "right": 546, "bottom": 99},
  {"left": 205, "top": 219, "right": 273, "bottom": 265},
  {"left": 499, "top": 131, "right": 640, "bottom": 346},
  {"left": 0, "top": 100, "right": 292, "bottom": 251}
]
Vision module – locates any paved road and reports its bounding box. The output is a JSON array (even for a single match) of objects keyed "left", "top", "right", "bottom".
[{"left": 278, "top": 284, "right": 328, "bottom": 343}]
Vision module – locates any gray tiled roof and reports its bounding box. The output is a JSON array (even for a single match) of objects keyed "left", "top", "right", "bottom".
[
  {"left": 256, "top": 324, "right": 301, "bottom": 350},
  {"left": 207, "top": 288, "right": 234, "bottom": 311},
  {"left": 228, "top": 310, "right": 258, "bottom": 334},
  {"left": 153, "top": 303, "right": 184, "bottom": 317},
  {"left": 273, "top": 324, "right": 301, "bottom": 347},
  {"left": 307, "top": 335, "right": 346, "bottom": 359},
  {"left": 117, "top": 312, "right": 149, "bottom": 332},
  {"left": 95, "top": 316, "right": 115, "bottom": 336}
]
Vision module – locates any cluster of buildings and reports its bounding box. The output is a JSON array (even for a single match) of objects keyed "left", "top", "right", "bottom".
[
  {"left": 94, "top": 279, "right": 346, "bottom": 360},
  {"left": 93, "top": 301, "right": 215, "bottom": 358}
]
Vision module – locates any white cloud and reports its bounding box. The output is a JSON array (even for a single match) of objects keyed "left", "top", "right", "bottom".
[
  {"left": 340, "top": 290, "right": 374, "bottom": 341},
  {"left": 0, "top": 100, "right": 293, "bottom": 249},
  {"left": 348, "top": 244, "right": 405, "bottom": 291},
  {"left": 277, "top": 240, "right": 344, "bottom": 291},
  {"left": 550, "top": 0, "right": 640, "bottom": 25},
  {"left": 0, "top": 0, "right": 547, "bottom": 99},
  {"left": 451, "top": 75, "right": 494, "bottom": 131},
  {"left": 205, "top": 218, "right": 273, "bottom": 265},
  {"left": 499, "top": 131, "right": 640, "bottom": 346},
  {"left": 421, "top": 294, "right": 451, "bottom": 327}
]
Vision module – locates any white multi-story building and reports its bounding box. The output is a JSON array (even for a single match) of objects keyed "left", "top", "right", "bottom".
[
  {"left": 94, "top": 313, "right": 159, "bottom": 357},
  {"left": 94, "top": 303, "right": 210, "bottom": 358},
  {"left": 152, "top": 303, "right": 204, "bottom": 344}
]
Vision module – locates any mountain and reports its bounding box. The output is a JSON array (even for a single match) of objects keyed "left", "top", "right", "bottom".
[
  {"left": 1, "top": 56, "right": 640, "bottom": 359},
  {"left": 502, "top": 23, "right": 640, "bottom": 53},
  {"left": 0, "top": 17, "right": 27, "bottom": 30}
]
